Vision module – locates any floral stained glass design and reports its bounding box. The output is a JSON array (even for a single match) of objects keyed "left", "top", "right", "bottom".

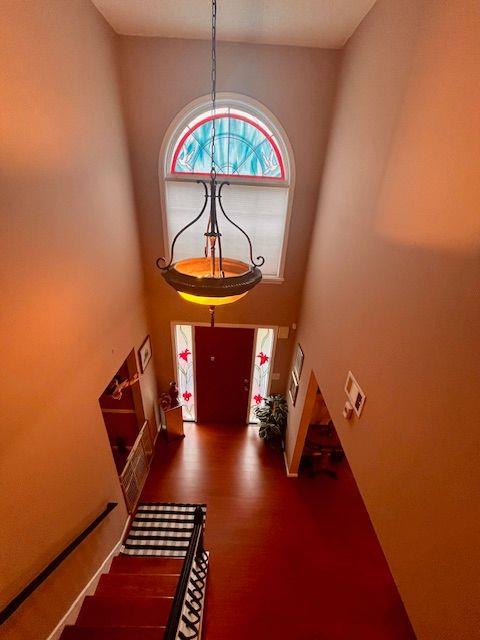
[
  {"left": 249, "top": 328, "right": 275, "bottom": 423},
  {"left": 174, "top": 324, "right": 195, "bottom": 421},
  {"left": 171, "top": 108, "right": 285, "bottom": 180}
]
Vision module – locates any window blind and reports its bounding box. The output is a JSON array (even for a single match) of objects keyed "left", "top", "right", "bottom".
[{"left": 165, "top": 181, "right": 288, "bottom": 277}]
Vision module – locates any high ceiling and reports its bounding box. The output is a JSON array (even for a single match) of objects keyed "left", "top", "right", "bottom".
[{"left": 91, "top": 0, "right": 377, "bottom": 49}]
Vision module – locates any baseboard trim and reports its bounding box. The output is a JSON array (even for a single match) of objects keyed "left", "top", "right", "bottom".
[
  {"left": 283, "top": 450, "right": 298, "bottom": 477},
  {"left": 47, "top": 513, "right": 131, "bottom": 640}
]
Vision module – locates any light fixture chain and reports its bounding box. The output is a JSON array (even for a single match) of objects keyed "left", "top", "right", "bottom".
[
  {"left": 156, "top": 0, "right": 264, "bottom": 312},
  {"left": 210, "top": 0, "right": 217, "bottom": 179}
]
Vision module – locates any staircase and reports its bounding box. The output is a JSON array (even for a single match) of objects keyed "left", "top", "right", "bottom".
[
  {"left": 60, "top": 505, "right": 208, "bottom": 640},
  {"left": 60, "top": 556, "right": 183, "bottom": 639}
]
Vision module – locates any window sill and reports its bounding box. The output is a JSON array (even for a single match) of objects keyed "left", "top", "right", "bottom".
[{"left": 261, "top": 276, "right": 284, "bottom": 285}]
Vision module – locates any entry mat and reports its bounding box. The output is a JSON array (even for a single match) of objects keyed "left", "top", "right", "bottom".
[{"left": 121, "top": 502, "right": 207, "bottom": 557}]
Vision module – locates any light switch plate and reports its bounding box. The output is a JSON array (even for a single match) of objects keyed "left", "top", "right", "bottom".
[
  {"left": 344, "top": 371, "right": 366, "bottom": 417},
  {"left": 271, "top": 372, "right": 280, "bottom": 381}
]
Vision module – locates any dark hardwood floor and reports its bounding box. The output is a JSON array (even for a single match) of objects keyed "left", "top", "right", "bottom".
[{"left": 140, "top": 423, "right": 416, "bottom": 639}]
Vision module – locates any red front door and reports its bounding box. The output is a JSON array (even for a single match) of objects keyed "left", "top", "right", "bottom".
[{"left": 195, "top": 326, "right": 255, "bottom": 424}]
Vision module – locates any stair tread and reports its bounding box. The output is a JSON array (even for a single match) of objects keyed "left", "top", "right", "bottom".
[
  {"left": 75, "top": 595, "right": 172, "bottom": 628},
  {"left": 61, "top": 626, "right": 165, "bottom": 639},
  {"left": 110, "top": 555, "right": 183, "bottom": 575},
  {"left": 96, "top": 573, "right": 179, "bottom": 597}
]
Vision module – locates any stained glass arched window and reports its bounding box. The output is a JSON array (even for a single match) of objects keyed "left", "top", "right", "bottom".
[
  {"left": 171, "top": 108, "right": 285, "bottom": 180},
  {"left": 163, "top": 99, "right": 293, "bottom": 280}
]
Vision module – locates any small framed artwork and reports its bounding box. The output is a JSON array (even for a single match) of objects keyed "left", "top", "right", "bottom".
[
  {"left": 288, "top": 370, "right": 299, "bottom": 405},
  {"left": 138, "top": 335, "right": 152, "bottom": 373},
  {"left": 293, "top": 343, "right": 304, "bottom": 380}
]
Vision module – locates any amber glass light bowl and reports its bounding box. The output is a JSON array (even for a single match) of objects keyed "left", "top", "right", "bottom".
[{"left": 161, "top": 257, "right": 262, "bottom": 306}]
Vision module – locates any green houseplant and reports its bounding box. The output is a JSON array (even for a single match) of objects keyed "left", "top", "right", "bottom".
[{"left": 255, "top": 394, "right": 288, "bottom": 443}]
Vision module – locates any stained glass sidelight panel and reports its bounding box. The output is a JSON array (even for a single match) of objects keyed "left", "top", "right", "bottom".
[
  {"left": 171, "top": 109, "right": 285, "bottom": 179},
  {"left": 174, "top": 324, "right": 196, "bottom": 421},
  {"left": 249, "top": 328, "right": 275, "bottom": 423}
]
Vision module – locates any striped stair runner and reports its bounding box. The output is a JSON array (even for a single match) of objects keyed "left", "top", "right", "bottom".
[{"left": 121, "top": 502, "right": 207, "bottom": 558}]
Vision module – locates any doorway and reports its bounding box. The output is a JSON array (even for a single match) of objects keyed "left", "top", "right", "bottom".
[
  {"left": 298, "top": 388, "right": 345, "bottom": 478},
  {"left": 98, "top": 351, "right": 144, "bottom": 472},
  {"left": 173, "top": 323, "right": 276, "bottom": 424},
  {"left": 195, "top": 326, "right": 255, "bottom": 424},
  {"left": 98, "top": 349, "right": 157, "bottom": 511},
  {"left": 288, "top": 370, "right": 347, "bottom": 477}
]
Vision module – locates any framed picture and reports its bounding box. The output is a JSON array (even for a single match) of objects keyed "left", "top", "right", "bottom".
[
  {"left": 138, "top": 335, "right": 152, "bottom": 373},
  {"left": 293, "top": 343, "right": 304, "bottom": 380},
  {"left": 288, "top": 370, "right": 299, "bottom": 405}
]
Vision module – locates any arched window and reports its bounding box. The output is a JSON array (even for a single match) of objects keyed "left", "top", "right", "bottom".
[{"left": 161, "top": 96, "right": 294, "bottom": 280}]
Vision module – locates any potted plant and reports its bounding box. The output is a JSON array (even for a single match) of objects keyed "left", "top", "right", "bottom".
[{"left": 255, "top": 394, "right": 288, "bottom": 446}]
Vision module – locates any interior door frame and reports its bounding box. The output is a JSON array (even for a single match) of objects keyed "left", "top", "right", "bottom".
[{"left": 170, "top": 321, "right": 279, "bottom": 424}]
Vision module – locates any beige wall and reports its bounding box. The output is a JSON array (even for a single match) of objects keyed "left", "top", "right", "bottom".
[
  {"left": 116, "top": 38, "right": 339, "bottom": 392},
  {"left": 286, "top": 1, "right": 480, "bottom": 638},
  {"left": 0, "top": 1, "right": 156, "bottom": 637}
]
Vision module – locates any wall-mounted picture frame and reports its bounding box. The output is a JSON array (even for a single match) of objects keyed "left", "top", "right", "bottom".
[
  {"left": 138, "top": 335, "right": 152, "bottom": 373},
  {"left": 293, "top": 343, "right": 304, "bottom": 380},
  {"left": 288, "top": 370, "right": 299, "bottom": 405}
]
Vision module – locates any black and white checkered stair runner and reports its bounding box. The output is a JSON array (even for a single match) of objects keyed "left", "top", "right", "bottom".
[{"left": 121, "top": 502, "right": 207, "bottom": 558}]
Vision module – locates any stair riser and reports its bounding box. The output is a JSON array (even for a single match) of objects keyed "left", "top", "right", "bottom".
[
  {"left": 109, "top": 556, "right": 184, "bottom": 575},
  {"left": 61, "top": 627, "right": 165, "bottom": 640},
  {"left": 75, "top": 596, "right": 172, "bottom": 628}
]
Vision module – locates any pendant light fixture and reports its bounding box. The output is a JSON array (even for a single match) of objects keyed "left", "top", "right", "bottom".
[{"left": 156, "top": 0, "right": 264, "bottom": 327}]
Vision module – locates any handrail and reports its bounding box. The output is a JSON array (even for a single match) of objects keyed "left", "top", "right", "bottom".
[
  {"left": 164, "top": 506, "right": 205, "bottom": 640},
  {"left": 0, "top": 502, "right": 118, "bottom": 625}
]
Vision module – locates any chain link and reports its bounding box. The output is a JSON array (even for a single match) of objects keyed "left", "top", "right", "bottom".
[{"left": 210, "top": 0, "right": 217, "bottom": 179}]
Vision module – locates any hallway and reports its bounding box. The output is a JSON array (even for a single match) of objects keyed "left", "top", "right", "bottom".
[{"left": 141, "top": 424, "right": 415, "bottom": 639}]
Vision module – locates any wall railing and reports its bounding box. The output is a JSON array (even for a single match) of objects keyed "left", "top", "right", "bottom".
[{"left": 0, "top": 502, "right": 118, "bottom": 625}]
